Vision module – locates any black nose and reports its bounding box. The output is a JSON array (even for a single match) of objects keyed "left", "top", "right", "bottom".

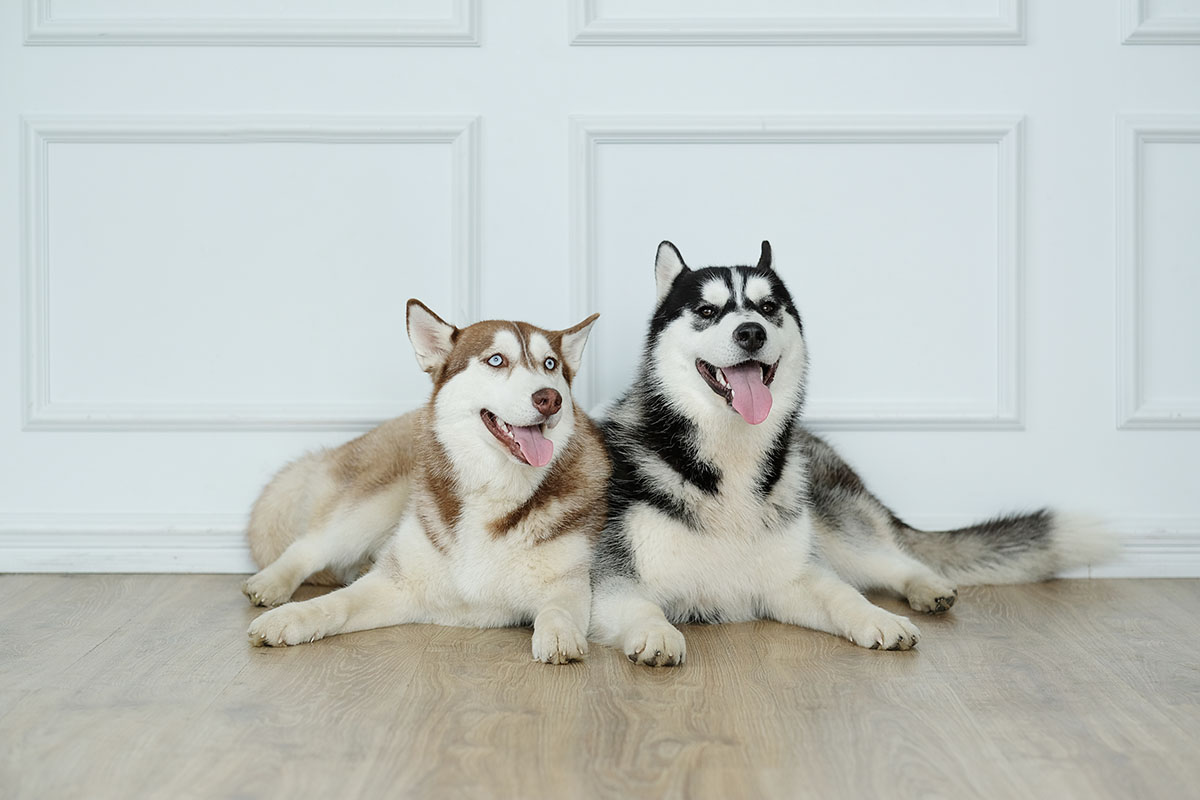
[{"left": 734, "top": 322, "right": 767, "bottom": 353}]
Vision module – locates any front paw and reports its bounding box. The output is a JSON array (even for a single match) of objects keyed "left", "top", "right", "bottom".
[
  {"left": 247, "top": 603, "right": 330, "bottom": 647},
  {"left": 531, "top": 611, "right": 587, "bottom": 665},
  {"left": 242, "top": 569, "right": 295, "bottom": 608},
  {"left": 848, "top": 609, "right": 920, "bottom": 651},
  {"left": 624, "top": 621, "right": 686, "bottom": 667}
]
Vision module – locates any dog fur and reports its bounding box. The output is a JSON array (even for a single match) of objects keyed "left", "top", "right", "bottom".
[
  {"left": 244, "top": 300, "right": 608, "bottom": 664},
  {"left": 590, "top": 241, "right": 1117, "bottom": 666}
]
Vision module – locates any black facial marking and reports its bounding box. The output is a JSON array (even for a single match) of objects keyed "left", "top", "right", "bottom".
[
  {"left": 650, "top": 263, "right": 803, "bottom": 343},
  {"left": 745, "top": 295, "right": 785, "bottom": 328},
  {"left": 735, "top": 266, "right": 802, "bottom": 332},
  {"left": 651, "top": 267, "right": 736, "bottom": 340},
  {"left": 690, "top": 298, "right": 737, "bottom": 331}
]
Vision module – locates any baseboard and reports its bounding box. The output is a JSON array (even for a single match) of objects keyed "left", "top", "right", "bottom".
[
  {"left": 1090, "top": 524, "right": 1200, "bottom": 579},
  {"left": 1, "top": 514, "right": 1197, "bottom": 577},
  {"left": 0, "top": 514, "right": 255, "bottom": 573}
]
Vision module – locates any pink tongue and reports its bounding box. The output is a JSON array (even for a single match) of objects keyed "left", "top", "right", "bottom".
[
  {"left": 511, "top": 425, "right": 554, "bottom": 467},
  {"left": 722, "top": 363, "right": 772, "bottom": 425}
]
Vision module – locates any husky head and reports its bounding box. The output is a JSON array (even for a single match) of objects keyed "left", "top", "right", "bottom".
[
  {"left": 647, "top": 240, "right": 806, "bottom": 427},
  {"left": 406, "top": 300, "right": 599, "bottom": 472}
]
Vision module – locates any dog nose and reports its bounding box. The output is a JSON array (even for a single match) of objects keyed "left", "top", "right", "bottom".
[
  {"left": 734, "top": 322, "right": 767, "bottom": 353},
  {"left": 532, "top": 388, "right": 562, "bottom": 417}
]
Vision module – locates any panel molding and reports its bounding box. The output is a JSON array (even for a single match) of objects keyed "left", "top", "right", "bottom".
[
  {"left": 1116, "top": 115, "right": 1200, "bottom": 429},
  {"left": 2, "top": 513, "right": 1195, "bottom": 577},
  {"left": 21, "top": 114, "right": 481, "bottom": 432},
  {"left": 1121, "top": 0, "right": 1200, "bottom": 44},
  {"left": 569, "top": 114, "right": 1025, "bottom": 430},
  {"left": 24, "top": 0, "right": 480, "bottom": 46},
  {"left": 569, "top": 0, "right": 1025, "bottom": 46}
]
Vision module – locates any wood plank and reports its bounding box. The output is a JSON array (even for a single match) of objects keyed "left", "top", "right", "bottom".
[{"left": 0, "top": 577, "right": 1198, "bottom": 799}]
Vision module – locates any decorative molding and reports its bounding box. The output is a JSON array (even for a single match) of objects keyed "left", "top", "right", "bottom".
[
  {"left": 24, "top": 0, "right": 480, "bottom": 46},
  {"left": 20, "top": 114, "right": 481, "bottom": 432},
  {"left": 1116, "top": 115, "right": 1200, "bottom": 429},
  {"left": 1121, "top": 0, "right": 1200, "bottom": 44},
  {"left": 569, "top": 0, "right": 1024, "bottom": 46},
  {"left": 569, "top": 114, "right": 1025, "bottom": 430},
  {"left": 0, "top": 513, "right": 255, "bottom": 573},
  {"left": 3, "top": 513, "right": 1195, "bottom": 577},
  {"left": 1092, "top": 518, "right": 1200, "bottom": 579}
]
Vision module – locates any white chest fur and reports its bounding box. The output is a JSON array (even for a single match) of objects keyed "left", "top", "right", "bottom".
[
  {"left": 626, "top": 500, "right": 814, "bottom": 623},
  {"left": 388, "top": 497, "right": 590, "bottom": 628}
]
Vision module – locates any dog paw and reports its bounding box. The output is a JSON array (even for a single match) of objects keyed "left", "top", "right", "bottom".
[
  {"left": 848, "top": 609, "right": 920, "bottom": 651},
  {"left": 242, "top": 570, "right": 296, "bottom": 608},
  {"left": 905, "top": 579, "right": 958, "bottom": 615},
  {"left": 624, "top": 621, "right": 686, "bottom": 667},
  {"left": 247, "top": 603, "right": 330, "bottom": 647},
  {"left": 531, "top": 612, "right": 588, "bottom": 665}
]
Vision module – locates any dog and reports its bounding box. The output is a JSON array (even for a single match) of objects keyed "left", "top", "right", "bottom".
[
  {"left": 243, "top": 300, "right": 607, "bottom": 664},
  {"left": 590, "top": 241, "right": 1116, "bottom": 666}
]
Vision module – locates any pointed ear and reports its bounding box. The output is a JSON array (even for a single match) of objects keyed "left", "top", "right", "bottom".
[
  {"left": 558, "top": 313, "right": 600, "bottom": 376},
  {"left": 406, "top": 299, "right": 457, "bottom": 374},
  {"left": 655, "top": 241, "right": 689, "bottom": 304},
  {"left": 757, "top": 240, "right": 772, "bottom": 270}
]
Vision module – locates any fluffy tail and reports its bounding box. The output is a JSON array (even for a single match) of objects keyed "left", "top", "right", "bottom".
[
  {"left": 246, "top": 452, "right": 326, "bottom": 570},
  {"left": 894, "top": 510, "right": 1119, "bottom": 585}
]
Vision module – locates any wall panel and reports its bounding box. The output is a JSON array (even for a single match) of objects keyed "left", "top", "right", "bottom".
[{"left": 22, "top": 115, "right": 480, "bottom": 431}]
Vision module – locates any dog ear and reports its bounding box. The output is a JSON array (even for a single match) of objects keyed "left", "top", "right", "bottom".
[
  {"left": 406, "top": 299, "right": 457, "bottom": 374},
  {"left": 558, "top": 313, "right": 600, "bottom": 376},
  {"left": 655, "top": 241, "right": 689, "bottom": 303},
  {"left": 757, "top": 240, "right": 772, "bottom": 270}
]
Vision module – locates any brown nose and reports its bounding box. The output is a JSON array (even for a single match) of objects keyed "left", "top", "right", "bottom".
[{"left": 532, "top": 388, "right": 562, "bottom": 417}]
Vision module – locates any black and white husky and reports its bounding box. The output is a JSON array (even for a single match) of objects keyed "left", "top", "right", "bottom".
[{"left": 591, "top": 240, "right": 1115, "bottom": 666}]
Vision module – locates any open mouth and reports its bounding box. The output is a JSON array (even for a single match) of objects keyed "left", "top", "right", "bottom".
[
  {"left": 480, "top": 409, "right": 554, "bottom": 467},
  {"left": 695, "top": 359, "right": 778, "bottom": 425}
]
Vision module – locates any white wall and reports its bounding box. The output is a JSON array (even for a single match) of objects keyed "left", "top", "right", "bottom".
[{"left": 1, "top": 0, "right": 1198, "bottom": 576}]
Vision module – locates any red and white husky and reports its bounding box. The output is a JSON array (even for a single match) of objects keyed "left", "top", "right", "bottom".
[{"left": 244, "top": 300, "right": 607, "bottom": 664}]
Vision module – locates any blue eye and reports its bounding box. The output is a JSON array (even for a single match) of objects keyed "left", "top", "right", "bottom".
[
  {"left": 544, "top": 357, "right": 557, "bottom": 370},
  {"left": 487, "top": 354, "right": 504, "bottom": 367}
]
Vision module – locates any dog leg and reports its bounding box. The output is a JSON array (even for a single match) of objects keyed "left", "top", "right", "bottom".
[
  {"left": 242, "top": 536, "right": 328, "bottom": 607},
  {"left": 530, "top": 576, "right": 591, "bottom": 665},
  {"left": 242, "top": 494, "right": 401, "bottom": 607},
  {"left": 247, "top": 569, "right": 413, "bottom": 647},
  {"left": 762, "top": 566, "right": 920, "bottom": 650},
  {"left": 591, "top": 577, "right": 685, "bottom": 667},
  {"left": 822, "top": 544, "right": 959, "bottom": 615}
]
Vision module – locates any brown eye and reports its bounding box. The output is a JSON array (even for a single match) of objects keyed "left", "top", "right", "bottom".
[
  {"left": 486, "top": 353, "right": 505, "bottom": 367},
  {"left": 759, "top": 301, "right": 778, "bottom": 315},
  {"left": 697, "top": 305, "right": 716, "bottom": 318}
]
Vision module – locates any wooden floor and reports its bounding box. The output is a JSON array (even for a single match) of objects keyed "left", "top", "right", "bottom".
[{"left": 1, "top": 576, "right": 1197, "bottom": 799}]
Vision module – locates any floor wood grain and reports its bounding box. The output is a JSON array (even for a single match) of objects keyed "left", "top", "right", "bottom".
[{"left": 0, "top": 576, "right": 1197, "bottom": 799}]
